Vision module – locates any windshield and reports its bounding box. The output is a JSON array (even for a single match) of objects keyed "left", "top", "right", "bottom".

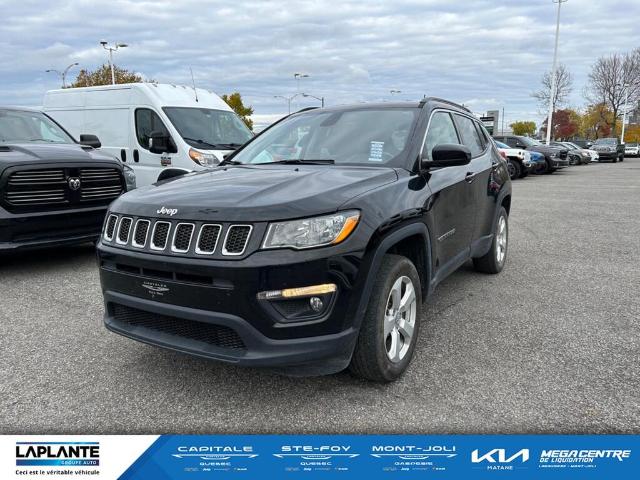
[
  {"left": 230, "top": 107, "right": 418, "bottom": 166},
  {"left": 163, "top": 107, "right": 253, "bottom": 149},
  {"left": 565, "top": 142, "right": 580, "bottom": 149},
  {"left": 0, "top": 109, "right": 75, "bottom": 144},
  {"left": 594, "top": 138, "right": 617, "bottom": 145},
  {"left": 519, "top": 137, "right": 541, "bottom": 147}
]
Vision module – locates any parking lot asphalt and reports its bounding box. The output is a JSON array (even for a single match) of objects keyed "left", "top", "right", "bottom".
[{"left": 1, "top": 158, "right": 639, "bottom": 435}]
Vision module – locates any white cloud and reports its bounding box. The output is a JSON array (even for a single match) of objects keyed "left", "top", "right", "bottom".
[{"left": 0, "top": 0, "right": 638, "bottom": 129}]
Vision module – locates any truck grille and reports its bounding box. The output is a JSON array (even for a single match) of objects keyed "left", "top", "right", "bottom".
[
  {"left": 103, "top": 215, "right": 253, "bottom": 258},
  {"left": 111, "top": 303, "right": 246, "bottom": 350},
  {"left": 2, "top": 166, "right": 124, "bottom": 211}
]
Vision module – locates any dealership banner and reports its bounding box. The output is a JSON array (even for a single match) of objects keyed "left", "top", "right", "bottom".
[{"left": 1, "top": 434, "right": 638, "bottom": 479}]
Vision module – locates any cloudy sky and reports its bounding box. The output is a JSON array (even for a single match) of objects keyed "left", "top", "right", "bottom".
[{"left": 1, "top": 0, "right": 639, "bottom": 128}]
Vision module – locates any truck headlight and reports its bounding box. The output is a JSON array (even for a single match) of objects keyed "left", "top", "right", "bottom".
[
  {"left": 189, "top": 148, "right": 218, "bottom": 167},
  {"left": 262, "top": 211, "right": 360, "bottom": 249},
  {"left": 123, "top": 164, "right": 136, "bottom": 190}
]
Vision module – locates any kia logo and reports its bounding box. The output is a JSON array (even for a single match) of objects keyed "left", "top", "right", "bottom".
[{"left": 471, "top": 448, "right": 529, "bottom": 463}]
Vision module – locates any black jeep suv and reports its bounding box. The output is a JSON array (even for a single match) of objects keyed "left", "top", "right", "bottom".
[
  {"left": 0, "top": 108, "right": 133, "bottom": 251},
  {"left": 97, "top": 99, "right": 511, "bottom": 382}
]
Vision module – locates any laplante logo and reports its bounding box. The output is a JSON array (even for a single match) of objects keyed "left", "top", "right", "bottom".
[
  {"left": 16, "top": 441, "right": 99, "bottom": 467},
  {"left": 157, "top": 206, "right": 178, "bottom": 216}
]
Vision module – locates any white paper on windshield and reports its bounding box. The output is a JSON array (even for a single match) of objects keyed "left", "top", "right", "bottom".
[{"left": 369, "top": 141, "right": 384, "bottom": 162}]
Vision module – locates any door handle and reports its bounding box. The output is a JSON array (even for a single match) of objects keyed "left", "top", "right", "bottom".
[{"left": 465, "top": 171, "right": 477, "bottom": 183}]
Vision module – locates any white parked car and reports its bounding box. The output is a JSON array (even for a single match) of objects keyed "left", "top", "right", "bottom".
[
  {"left": 494, "top": 140, "right": 532, "bottom": 179},
  {"left": 625, "top": 143, "right": 639, "bottom": 157},
  {"left": 43, "top": 83, "right": 253, "bottom": 187}
]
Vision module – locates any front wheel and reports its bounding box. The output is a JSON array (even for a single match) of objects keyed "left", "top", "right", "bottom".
[
  {"left": 349, "top": 254, "right": 421, "bottom": 382},
  {"left": 473, "top": 207, "right": 508, "bottom": 274},
  {"left": 506, "top": 160, "right": 521, "bottom": 180}
]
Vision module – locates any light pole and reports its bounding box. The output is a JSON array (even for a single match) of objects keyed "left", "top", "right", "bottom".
[
  {"left": 100, "top": 41, "right": 128, "bottom": 85},
  {"left": 545, "top": 0, "right": 568, "bottom": 145},
  {"left": 274, "top": 93, "right": 303, "bottom": 115},
  {"left": 302, "top": 93, "right": 324, "bottom": 108},
  {"left": 45, "top": 62, "right": 79, "bottom": 88},
  {"left": 620, "top": 83, "right": 630, "bottom": 144},
  {"left": 293, "top": 73, "right": 309, "bottom": 110}
]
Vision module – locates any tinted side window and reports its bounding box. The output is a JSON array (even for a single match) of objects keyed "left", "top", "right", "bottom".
[
  {"left": 454, "top": 114, "right": 484, "bottom": 157},
  {"left": 422, "top": 111, "right": 460, "bottom": 160},
  {"left": 474, "top": 121, "right": 490, "bottom": 147},
  {"left": 503, "top": 137, "right": 518, "bottom": 148},
  {"left": 135, "top": 109, "right": 171, "bottom": 150}
]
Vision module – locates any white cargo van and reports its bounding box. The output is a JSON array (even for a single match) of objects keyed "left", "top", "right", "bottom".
[{"left": 43, "top": 83, "right": 253, "bottom": 186}]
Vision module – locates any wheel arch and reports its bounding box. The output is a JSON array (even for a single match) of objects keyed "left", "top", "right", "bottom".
[{"left": 353, "top": 222, "right": 432, "bottom": 330}]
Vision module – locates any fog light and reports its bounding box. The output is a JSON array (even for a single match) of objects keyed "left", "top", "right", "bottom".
[{"left": 309, "top": 297, "right": 323, "bottom": 312}]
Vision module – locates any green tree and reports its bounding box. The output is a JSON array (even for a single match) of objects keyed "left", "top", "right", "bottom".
[
  {"left": 69, "top": 64, "right": 146, "bottom": 87},
  {"left": 221, "top": 92, "right": 254, "bottom": 130},
  {"left": 510, "top": 121, "right": 536, "bottom": 136}
]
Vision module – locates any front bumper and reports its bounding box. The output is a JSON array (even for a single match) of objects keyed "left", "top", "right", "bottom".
[
  {"left": 98, "top": 242, "right": 369, "bottom": 373},
  {"left": 551, "top": 157, "right": 570, "bottom": 168},
  {"left": 595, "top": 151, "right": 617, "bottom": 160},
  {"left": 0, "top": 205, "right": 106, "bottom": 251}
]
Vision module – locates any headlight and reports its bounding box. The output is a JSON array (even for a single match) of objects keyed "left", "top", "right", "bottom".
[
  {"left": 262, "top": 211, "right": 360, "bottom": 249},
  {"left": 122, "top": 164, "right": 136, "bottom": 190},
  {"left": 189, "top": 148, "right": 218, "bottom": 167}
]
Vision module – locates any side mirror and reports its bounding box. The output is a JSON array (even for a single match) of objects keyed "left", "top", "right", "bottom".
[
  {"left": 149, "top": 131, "right": 169, "bottom": 154},
  {"left": 79, "top": 134, "right": 101, "bottom": 149},
  {"left": 423, "top": 144, "right": 471, "bottom": 169}
]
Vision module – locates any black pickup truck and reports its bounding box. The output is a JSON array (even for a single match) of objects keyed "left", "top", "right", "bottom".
[{"left": 0, "top": 107, "right": 134, "bottom": 252}]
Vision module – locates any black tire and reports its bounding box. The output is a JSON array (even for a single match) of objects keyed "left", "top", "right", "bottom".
[
  {"left": 349, "top": 254, "right": 422, "bottom": 382},
  {"left": 619, "top": 154, "right": 624, "bottom": 162},
  {"left": 544, "top": 158, "right": 555, "bottom": 174},
  {"left": 519, "top": 168, "right": 529, "bottom": 178},
  {"left": 473, "top": 207, "right": 508, "bottom": 274},
  {"left": 612, "top": 156, "right": 618, "bottom": 163},
  {"left": 507, "top": 159, "right": 521, "bottom": 180}
]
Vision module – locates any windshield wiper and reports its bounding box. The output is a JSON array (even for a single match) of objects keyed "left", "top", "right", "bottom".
[
  {"left": 260, "top": 159, "right": 335, "bottom": 165},
  {"left": 218, "top": 159, "right": 243, "bottom": 166},
  {"left": 215, "top": 143, "right": 244, "bottom": 150},
  {"left": 182, "top": 137, "right": 219, "bottom": 149}
]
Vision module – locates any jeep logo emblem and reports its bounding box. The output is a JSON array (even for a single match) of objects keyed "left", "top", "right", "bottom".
[
  {"left": 157, "top": 206, "right": 178, "bottom": 216},
  {"left": 68, "top": 177, "right": 81, "bottom": 191}
]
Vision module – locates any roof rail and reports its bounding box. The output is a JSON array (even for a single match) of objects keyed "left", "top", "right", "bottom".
[
  {"left": 420, "top": 97, "right": 472, "bottom": 113},
  {"left": 293, "top": 106, "right": 319, "bottom": 114}
]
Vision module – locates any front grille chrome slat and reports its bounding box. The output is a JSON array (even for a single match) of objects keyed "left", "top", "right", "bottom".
[
  {"left": 171, "top": 223, "right": 195, "bottom": 253},
  {"left": 195, "top": 224, "right": 222, "bottom": 255},
  {"left": 222, "top": 225, "right": 252, "bottom": 256},
  {"left": 151, "top": 221, "right": 171, "bottom": 251},
  {"left": 116, "top": 217, "right": 133, "bottom": 245},
  {"left": 132, "top": 219, "right": 150, "bottom": 248},
  {"left": 104, "top": 214, "right": 118, "bottom": 241}
]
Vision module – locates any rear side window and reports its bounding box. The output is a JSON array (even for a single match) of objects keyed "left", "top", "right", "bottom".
[
  {"left": 135, "top": 109, "right": 171, "bottom": 150},
  {"left": 454, "top": 114, "right": 484, "bottom": 157},
  {"left": 422, "top": 111, "right": 460, "bottom": 160}
]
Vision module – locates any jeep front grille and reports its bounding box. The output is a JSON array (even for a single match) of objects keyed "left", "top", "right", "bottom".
[{"left": 103, "top": 215, "right": 253, "bottom": 257}]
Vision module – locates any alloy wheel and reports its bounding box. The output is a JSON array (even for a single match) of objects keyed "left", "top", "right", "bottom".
[
  {"left": 496, "top": 215, "right": 507, "bottom": 264},
  {"left": 384, "top": 276, "right": 417, "bottom": 363}
]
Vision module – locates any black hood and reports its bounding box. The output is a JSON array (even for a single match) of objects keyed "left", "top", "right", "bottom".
[
  {"left": 0, "top": 143, "right": 119, "bottom": 170},
  {"left": 111, "top": 164, "right": 398, "bottom": 222},
  {"left": 526, "top": 144, "right": 566, "bottom": 156}
]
